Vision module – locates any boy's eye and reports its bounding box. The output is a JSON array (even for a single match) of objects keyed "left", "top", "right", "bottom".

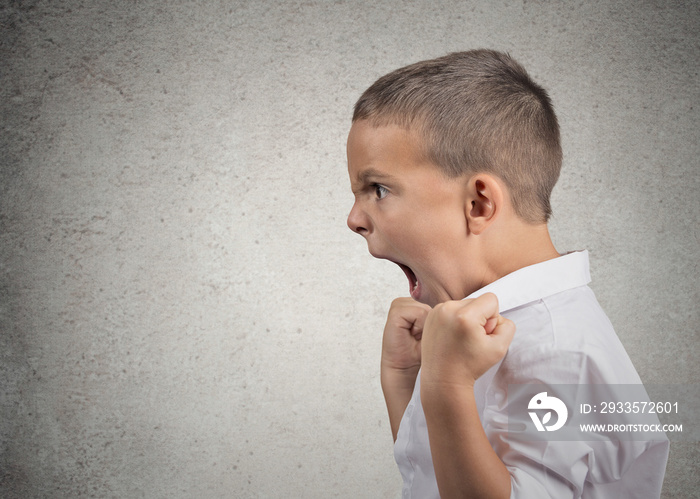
[{"left": 373, "top": 184, "right": 389, "bottom": 200}]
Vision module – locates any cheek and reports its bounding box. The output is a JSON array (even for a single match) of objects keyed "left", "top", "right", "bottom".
[{"left": 420, "top": 212, "right": 464, "bottom": 246}]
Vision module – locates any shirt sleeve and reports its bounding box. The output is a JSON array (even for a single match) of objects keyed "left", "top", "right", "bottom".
[{"left": 481, "top": 345, "right": 669, "bottom": 499}]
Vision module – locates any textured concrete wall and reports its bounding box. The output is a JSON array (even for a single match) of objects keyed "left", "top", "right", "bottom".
[{"left": 1, "top": 1, "right": 697, "bottom": 497}]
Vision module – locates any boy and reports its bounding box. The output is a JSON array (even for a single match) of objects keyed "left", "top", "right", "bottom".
[{"left": 346, "top": 50, "right": 669, "bottom": 498}]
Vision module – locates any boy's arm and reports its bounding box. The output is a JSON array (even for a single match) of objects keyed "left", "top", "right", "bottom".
[
  {"left": 381, "top": 363, "right": 419, "bottom": 441},
  {"left": 420, "top": 293, "right": 515, "bottom": 499},
  {"left": 380, "top": 297, "right": 431, "bottom": 441}
]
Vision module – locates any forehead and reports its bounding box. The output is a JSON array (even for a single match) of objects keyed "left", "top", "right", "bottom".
[{"left": 346, "top": 121, "right": 429, "bottom": 186}]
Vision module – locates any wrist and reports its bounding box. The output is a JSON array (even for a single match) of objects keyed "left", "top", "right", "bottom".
[
  {"left": 381, "top": 363, "right": 420, "bottom": 395},
  {"left": 419, "top": 374, "right": 476, "bottom": 409},
  {"left": 381, "top": 361, "right": 420, "bottom": 384},
  {"left": 420, "top": 365, "right": 476, "bottom": 393}
]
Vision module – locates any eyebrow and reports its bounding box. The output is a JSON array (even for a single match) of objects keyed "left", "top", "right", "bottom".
[{"left": 356, "top": 168, "right": 396, "bottom": 185}]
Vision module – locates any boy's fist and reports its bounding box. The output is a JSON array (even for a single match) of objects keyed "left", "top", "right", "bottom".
[
  {"left": 381, "top": 297, "right": 432, "bottom": 372},
  {"left": 420, "top": 293, "right": 515, "bottom": 390}
]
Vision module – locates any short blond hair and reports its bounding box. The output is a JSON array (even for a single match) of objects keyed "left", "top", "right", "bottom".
[{"left": 353, "top": 50, "right": 562, "bottom": 224}]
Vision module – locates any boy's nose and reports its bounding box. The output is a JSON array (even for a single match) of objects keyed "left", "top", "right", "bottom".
[{"left": 347, "top": 203, "right": 369, "bottom": 236}]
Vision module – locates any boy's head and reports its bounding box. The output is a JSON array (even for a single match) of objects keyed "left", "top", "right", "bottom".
[
  {"left": 352, "top": 49, "right": 562, "bottom": 224},
  {"left": 347, "top": 50, "right": 562, "bottom": 305}
]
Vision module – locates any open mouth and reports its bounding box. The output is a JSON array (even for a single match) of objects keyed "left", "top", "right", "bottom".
[{"left": 396, "top": 262, "right": 421, "bottom": 300}]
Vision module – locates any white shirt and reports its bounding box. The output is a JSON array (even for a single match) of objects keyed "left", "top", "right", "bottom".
[{"left": 394, "top": 251, "right": 669, "bottom": 498}]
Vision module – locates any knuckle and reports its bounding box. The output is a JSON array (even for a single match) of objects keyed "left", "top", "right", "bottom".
[
  {"left": 458, "top": 305, "right": 480, "bottom": 323},
  {"left": 433, "top": 302, "right": 451, "bottom": 320},
  {"left": 481, "top": 292, "right": 497, "bottom": 303},
  {"left": 389, "top": 297, "right": 407, "bottom": 310}
]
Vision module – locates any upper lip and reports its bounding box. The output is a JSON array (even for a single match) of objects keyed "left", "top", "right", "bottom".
[
  {"left": 379, "top": 255, "right": 418, "bottom": 290},
  {"left": 368, "top": 250, "right": 418, "bottom": 286}
]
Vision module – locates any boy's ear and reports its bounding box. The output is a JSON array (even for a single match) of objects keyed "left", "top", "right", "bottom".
[{"left": 465, "top": 175, "right": 503, "bottom": 235}]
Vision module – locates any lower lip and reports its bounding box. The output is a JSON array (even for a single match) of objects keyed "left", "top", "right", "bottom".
[
  {"left": 410, "top": 278, "right": 422, "bottom": 300},
  {"left": 397, "top": 263, "right": 423, "bottom": 301}
]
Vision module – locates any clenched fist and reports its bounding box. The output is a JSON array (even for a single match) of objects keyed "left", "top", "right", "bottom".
[
  {"left": 381, "top": 297, "right": 432, "bottom": 372},
  {"left": 420, "top": 293, "right": 515, "bottom": 390}
]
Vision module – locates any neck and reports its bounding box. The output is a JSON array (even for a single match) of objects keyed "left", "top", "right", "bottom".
[{"left": 477, "top": 220, "right": 560, "bottom": 287}]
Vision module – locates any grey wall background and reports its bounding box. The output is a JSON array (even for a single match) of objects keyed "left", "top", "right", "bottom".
[{"left": 1, "top": 0, "right": 697, "bottom": 497}]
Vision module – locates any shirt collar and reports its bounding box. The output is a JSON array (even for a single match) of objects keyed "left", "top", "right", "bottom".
[{"left": 465, "top": 250, "right": 591, "bottom": 313}]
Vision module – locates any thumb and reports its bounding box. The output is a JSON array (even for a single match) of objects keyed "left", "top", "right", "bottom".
[
  {"left": 490, "top": 315, "right": 516, "bottom": 345},
  {"left": 484, "top": 316, "right": 499, "bottom": 335}
]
